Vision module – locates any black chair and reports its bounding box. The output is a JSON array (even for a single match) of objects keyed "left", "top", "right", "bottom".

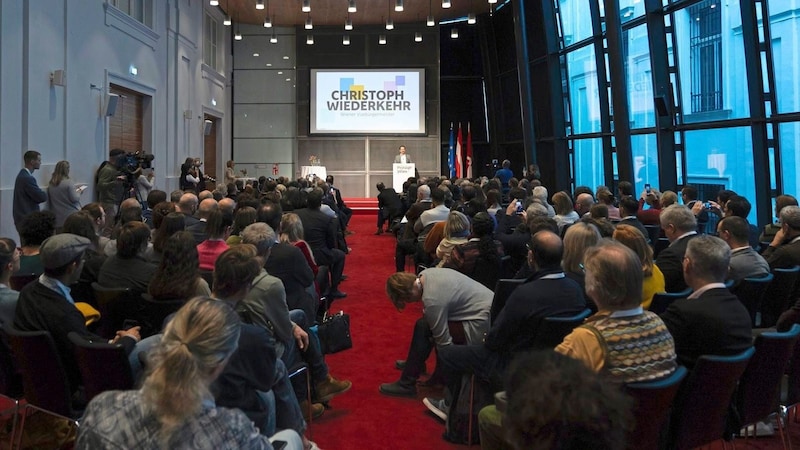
[
  {"left": 653, "top": 238, "right": 671, "bottom": 260},
  {"left": 490, "top": 278, "right": 525, "bottom": 323},
  {"left": 13, "top": 403, "right": 79, "bottom": 450},
  {"left": 731, "top": 273, "right": 774, "bottom": 327},
  {"left": 624, "top": 366, "right": 688, "bottom": 450},
  {"left": 761, "top": 266, "right": 800, "bottom": 328},
  {"left": 0, "top": 326, "right": 22, "bottom": 398},
  {"left": 736, "top": 325, "right": 800, "bottom": 448},
  {"left": 138, "top": 294, "right": 185, "bottom": 337},
  {"left": 530, "top": 308, "right": 592, "bottom": 349},
  {"left": 67, "top": 332, "right": 133, "bottom": 403},
  {"left": 643, "top": 224, "right": 662, "bottom": 246},
  {"left": 649, "top": 287, "right": 692, "bottom": 315},
  {"left": 4, "top": 327, "right": 77, "bottom": 418},
  {"left": 91, "top": 282, "right": 137, "bottom": 339},
  {"left": 667, "top": 347, "right": 755, "bottom": 450},
  {"left": 8, "top": 273, "right": 37, "bottom": 292}
]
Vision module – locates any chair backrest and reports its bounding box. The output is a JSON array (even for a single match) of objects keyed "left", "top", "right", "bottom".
[
  {"left": 490, "top": 278, "right": 526, "bottom": 324},
  {"left": 731, "top": 273, "right": 773, "bottom": 327},
  {"left": 653, "top": 238, "right": 670, "bottom": 260},
  {"left": 643, "top": 224, "right": 662, "bottom": 246},
  {"left": 67, "top": 332, "right": 133, "bottom": 403},
  {"left": 736, "top": 324, "right": 800, "bottom": 429},
  {"left": 138, "top": 294, "right": 185, "bottom": 337},
  {"left": 91, "top": 282, "right": 136, "bottom": 338},
  {"left": 760, "top": 265, "right": 800, "bottom": 328},
  {"left": 786, "top": 336, "right": 800, "bottom": 407},
  {"left": 649, "top": 287, "right": 692, "bottom": 315},
  {"left": 0, "top": 326, "right": 22, "bottom": 398},
  {"left": 4, "top": 326, "right": 74, "bottom": 417},
  {"left": 8, "top": 273, "right": 37, "bottom": 292},
  {"left": 669, "top": 347, "right": 755, "bottom": 450},
  {"left": 530, "top": 308, "right": 592, "bottom": 349},
  {"left": 624, "top": 366, "right": 688, "bottom": 450}
]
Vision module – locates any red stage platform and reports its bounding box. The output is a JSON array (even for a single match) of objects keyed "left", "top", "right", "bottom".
[{"left": 344, "top": 198, "right": 378, "bottom": 215}]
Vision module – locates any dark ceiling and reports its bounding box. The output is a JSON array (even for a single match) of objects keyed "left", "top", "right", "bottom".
[{"left": 217, "top": 0, "right": 493, "bottom": 27}]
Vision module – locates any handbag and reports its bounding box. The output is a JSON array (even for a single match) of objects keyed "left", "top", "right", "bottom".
[{"left": 315, "top": 310, "right": 352, "bottom": 354}]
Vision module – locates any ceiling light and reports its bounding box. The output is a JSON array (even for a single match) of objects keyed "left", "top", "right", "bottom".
[
  {"left": 305, "top": 15, "right": 313, "bottom": 29},
  {"left": 348, "top": 0, "right": 357, "bottom": 13},
  {"left": 307, "top": 35, "right": 314, "bottom": 45},
  {"left": 345, "top": 16, "right": 353, "bottom": 30},
  {"left": 270, "top": 33, "right": 278, "bottom": 43},
  {"left": 488, "top": 0, "right": 497, "bottom": 3},
  {"left": 450, "top": 27, "right": 458, "bottom": 38},
  {"left": 415, "top": 32, "right": 422, "bottom": 42},
  {"left": 264, "top": 16, "right": 272, "bottom": 27},
  {"left": 210, "top": 0, "right": 219, "bottom": 5},
  {"left": 427, "top": 15, "right": 435, "bottom": 26},
  {"left": 442, "top": 0, "right": 451, "bottom": 8},
  {"left": 302, "top": 0, "right": 310, "bottom": 13},
  {"left": 395, "top": 0, "right": 404, "bottom": 11},
  {"left": 468, "top": 13, "right": 476, "bottom": 24},
  {"left": 235, "top": 30, "right": 243, "bottom": 40},
  {"left": 256, "top": 0, "right": 264, "bottom": 9},
  {"left": 386, "top": 18, "right": 394, "bottom": 30},
  {"left": 379, "top": 35, "right": 387, "bottom": 45},
  {"left": 343, "top": 35, "right": 351, "bottom": 45},
  {"left": 253, "top": 52, "right": 260, "bottom": 57},
  {"left": 223, "top": 15, "right": 232, "bottom": 26}
]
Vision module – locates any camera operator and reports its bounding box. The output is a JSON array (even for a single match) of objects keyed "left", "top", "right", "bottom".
[
  {"left": 96, "top": 149, "right": 128, "bottom": 236},
  {"left": 194, "top": 158, "right": 215, "bottom": 192}
]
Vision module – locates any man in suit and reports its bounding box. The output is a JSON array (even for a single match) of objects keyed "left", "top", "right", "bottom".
[
  {"left": 762, "top": 205, "right": 800, "bottom": 269},
  {"left": 394, "top": 145, "right": 412, "bottom": 164},
  {"left": 681, "top": 185, "right": 709, "bottom": 233},
  {"left": 13, "top": 150, "right": 47, "bottom": 233},
  {"left": 717, "top": 216, "right": 769, "bottom": 281},
  {"left": 295, "top": 188, "right": 347, "bottom": 299},
  {"left": 617, "top": 196, "right": 649, "bottom": 240},
  {"left": 660, "top": 235, "right": 752, "bottom": 368},
  {"left": 325, "top": 175, "right": 352, "bottom": 232},
  {"left": 657, "top": 205, "right": 698, "bottom": 292},
  {"left": 376, "top": 182, "right": 403, "bottom": 235},
  {"left": 395, "top": 184, "right": 432, "bottom": 272}
]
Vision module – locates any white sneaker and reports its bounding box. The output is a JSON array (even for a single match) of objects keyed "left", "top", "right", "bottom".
[{"left": 423, "top": 397, "right": 448, "bottom": 421}]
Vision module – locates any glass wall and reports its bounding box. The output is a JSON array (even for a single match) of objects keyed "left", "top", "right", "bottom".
[{"left": 573, "top": 138, "right": 605, "bottom": 189}]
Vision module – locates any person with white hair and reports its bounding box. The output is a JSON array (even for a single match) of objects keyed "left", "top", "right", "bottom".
[{"left": 531, "top": 186, "right": 555, "bottom": 218}]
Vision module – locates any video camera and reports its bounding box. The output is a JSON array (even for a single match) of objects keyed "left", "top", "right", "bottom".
[{"left": 119, "top": 151, "right": 154, "bottom": 173}]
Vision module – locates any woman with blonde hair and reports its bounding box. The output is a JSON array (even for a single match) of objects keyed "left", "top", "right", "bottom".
[
  {"left": 224, "top": 160, "right": 237, "bottom": 186},
  {"left": 613, "top": 224, "right": 665, "bottom": 309},
  {"left": 552, "top": 191, "right": 579, "bottom": 232},
  {"left": 47, "top": 160, "right": 85, "bottom": 228},
  {"left": 77, "top": 296, "right": 300, "bottom": 449},
  {"left": 562, "top": 222, "right": 602, "bottom": 307},
  {"left": 434, "top": 211, "right": 471, "bottom": 267}
]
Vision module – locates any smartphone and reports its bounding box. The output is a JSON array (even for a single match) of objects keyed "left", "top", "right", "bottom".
[
  {"left": 645, "top": 183, "right": 651, "bottom": 194},
  {"left": 515, "top": 201, "right": 524, "bottom": 214},
  {"left": 704, "top": 202, "right": 712, "bottom": 209}
]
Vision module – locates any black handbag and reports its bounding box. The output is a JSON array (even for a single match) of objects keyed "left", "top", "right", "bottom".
[{"left": 316, "top": 311, "right": 353, "bottom": 354}]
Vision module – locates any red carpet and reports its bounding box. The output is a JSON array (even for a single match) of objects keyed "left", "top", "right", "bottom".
[
  {"left": 310, "top": 215, "right": 466, "bottom": 450},
  {"left": 310, "top": 215, "right": 792, "bottom": 450}
]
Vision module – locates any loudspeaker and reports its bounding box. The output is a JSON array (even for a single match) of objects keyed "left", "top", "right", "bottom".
[
  {"left": 203, "top": 120, "right": 213, "bottom": 136},
  {"left": 654, "top": 95, "right": 670, "bottom": 117},
  {"left": 104, "top": 93, "right": 119, "bottom": 117}
]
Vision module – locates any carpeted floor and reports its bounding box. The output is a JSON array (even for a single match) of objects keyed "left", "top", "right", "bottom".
[{"left": 310, "top": 214, "right": 792, "bottom": 450}]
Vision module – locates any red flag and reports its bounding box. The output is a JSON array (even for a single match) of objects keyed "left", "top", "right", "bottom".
[
  {"left": 455, "top": 123, "right": 463, "bottom": 178},
  {"left": 466, "top": 122, "right": 473, "bottom": 179}
]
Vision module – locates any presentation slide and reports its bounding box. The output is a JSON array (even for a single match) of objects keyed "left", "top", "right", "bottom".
[{"left": 310, "top": 69, "right": 426, "bottom": 135}]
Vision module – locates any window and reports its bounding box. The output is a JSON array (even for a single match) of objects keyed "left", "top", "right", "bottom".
[
  {"left": 689, "top": 0, "right": 722, "bottom": 113},
  {"left": 109, "top": 0, "right": 153, "bottom": 28},
  {"left": 204, "top": 12, "right": 219, "bottom": 71}
]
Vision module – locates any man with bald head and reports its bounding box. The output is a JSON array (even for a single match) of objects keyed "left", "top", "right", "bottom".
[
  {"left": 575, "top": 193, "right": 595, "bottom": 218},
  {"left": 218, "top": 197, "right": 236, "bottom": 217},
  {"left": 430, "top": 231, "right": 586, "bottom": 423},
  {"left": 198, "top": 190, "right": 213, "bottom": 201},
  {"left": 187, "top": 198, "right": 219, "bottom": 244}
]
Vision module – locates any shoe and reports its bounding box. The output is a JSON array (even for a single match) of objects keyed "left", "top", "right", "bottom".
[
  {"left": 305, "top": 440, "right": 320, "bottom": 450},
  {"left": 379, "top": 380, "right": 417, "bottom": 397},
  {"left": 328, "top": 290, "right": 347, "bottom": 299},
  {"left": 340, "top": 274, "right": 349, "bottom": 281},
  {"left": 423, "top": 397, "right": 448, "bottom": 421},
  {"left": 314, "top": 375, "right": 352, "bottom": 403},
  {"left": 299, "top": 400, "right": 325, "bottom": 420},
  {"left": 344, "top": 230, "right": 355, "bottom": 236},
  {"left": 374, "top": 228, "right": 383, "bottom": 235},
  {"left": 395, "top": 360, "right": 407, "bottom": 370}
]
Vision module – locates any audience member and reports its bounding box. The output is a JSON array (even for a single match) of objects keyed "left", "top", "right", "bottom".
[
  {"left": 197, "top": 209, "right": 232, "bottom": 271},
  {"left": 561, "top": 221, "right": 601, "bottom": 299},
  {"left": 376, "top": 182, "right": 403, "bottom": 234},
  {"left": 227, "top": 206, "right": 257, "bottom": 246},
  {"left": 575, "top": 193, "right": 595, "bottom": 219},
  {"left": 13, "top": 150, "right": 47, "bottom": 233},
  {"left": 494, "top": 160, "right": 513, "bottom": 194},
  {"left": 136, "top": 168, "right": 155, "bottom": 208},
  {"left": 380, "top": 268, "right": 493, "bottom": 397},
  {"left": 151, "top": 211, "right": 185, "bottom": 260},
  {"left": 76, "top": 296, "right": 301, "bottom": 450},
  {"left": 142, "top": 189, "right": 167, "bottom": 227},
  {"left": 15, "top": 210, "right": 55, "bottom": 276},
  {"left": 680, "top": 185, "right": 708, "bottom": 233},
  {"left": 637, "top": 187, "right": 663, "bottom": 225},
  {"left": 761, "top": 194, "right": 798, "bottom": 242},
  {"left": 98, "top": 221, "right": 157, "bottom": 292},
  {"left": 0, "top": 238, "right": 20, "bottom": 327},
  {"left": 96, "top": 149, "right": 126, "bottom": 234},
  {"left": 61, "top": 211, "right": 107, "bottom": 302},
  {"left": 762, "top": 205, "right": 800, "bottom": 269},
  {"left": 656, "top": 205, "right": 698, "bottom": 292},
  {"left": 613, "top": 224, "right": 664, "bottom": 309},
  {"left": 443, "top": 212, "right": 504, "bottom": 289},
  {"left": 47, "top": 160, "right": 84, "bottom": 229},
  {"left": 617, "top": 181, "right": 633, "bottom": 199},
  {"left": 618, "top": 196, "right": 649, "bottom": 239},
  {"left": 717, "top": 216, "right": 769, "bottom": 281},
  {"left": 660, "top": 235, "right": 752, "bottom": 368},
  {"left": 295, "top": 189, "right": 347, "bottom": 299},
  {"left": 530, "top": 186, "right": 555, "bottom": 217},
  {"left": 149, "top": 231, "right": 210, "bottom": 301},
  {"left": 188, "top": 197, "right": 218, "bottom": 245},
  {"left": 596, "top": 187, "right": 620, "bottom": 220},
  {"left": 395, "top": 185, "right": 433, "bottom": 271},
  {"left": 552, "top": 191, "right": 578, "bottom": 232},
  {"left": 433, "top": 211, "right": 470, "bottom": 267}
]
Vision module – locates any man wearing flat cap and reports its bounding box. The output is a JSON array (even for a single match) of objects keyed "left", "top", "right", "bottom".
[{"left": 14, "top": 233, "right": 141, "bottom": 398}]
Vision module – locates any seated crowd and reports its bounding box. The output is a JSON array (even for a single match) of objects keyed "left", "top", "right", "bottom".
[
  {"left": 2, "top": 173, "right": 357, "bottom": 450},
  {"left": 377, "top": 173, "right": 799, "bottom": 448}
]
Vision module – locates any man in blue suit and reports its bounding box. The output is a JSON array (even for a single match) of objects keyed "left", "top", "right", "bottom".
[{"left": 13, "top": 150, "right": 47, "bottom": 233}]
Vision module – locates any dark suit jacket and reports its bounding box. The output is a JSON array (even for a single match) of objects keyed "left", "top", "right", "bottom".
[
  {"left": 13, "top": 169, "right": 47, "bottom": 226},
  {"left": 294, "top": 207, "right": 338, "bottom": 265},
  {"left": 762, "top": 237, "right": 800, "bottom": 270},
  {"left": 264, "top": 243, "right": 316, "bottom": 317},
  {"left": 660, "top": 287, "right": 752, "bottom": 368},
  {"left": 184, "top": 215, "right": 206, "bottom": 245},
  {"left": 655, "top": 233, "right": 698, "bottom": 293},
  {"left": 618, "top": 217, "right": 650, "bottom": 242},
  {"left": 377, "top": 188, "right": 403, "bottom": 218}
]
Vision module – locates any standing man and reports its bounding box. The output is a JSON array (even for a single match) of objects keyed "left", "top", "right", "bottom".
[
  {"left": 394, "top": 145, "right": 412, "bottom": 164},
  {"left": 96, "top": 149, "right": 126, "bottom": 236},
  {"left": 13, "top": 150, "right": 47, "bottom": 233}
]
